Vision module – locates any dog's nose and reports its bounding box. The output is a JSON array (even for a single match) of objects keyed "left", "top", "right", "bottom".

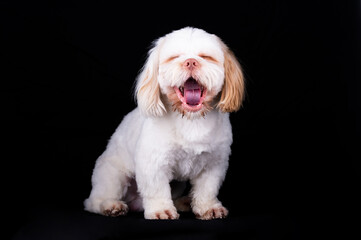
[{"left": 183, "top": 58, "right": 199, "bottom": 70}]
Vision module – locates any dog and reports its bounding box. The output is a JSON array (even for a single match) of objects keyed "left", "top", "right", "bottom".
[{"left": 84, "top": 27, "right": 245, "bottom": 220}]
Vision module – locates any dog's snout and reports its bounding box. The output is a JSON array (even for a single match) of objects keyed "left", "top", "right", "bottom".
[{"left": 183, "top": 58, "right": 199, "bottom": 70}]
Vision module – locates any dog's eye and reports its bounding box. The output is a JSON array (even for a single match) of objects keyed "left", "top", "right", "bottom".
[
  {"left": 199, "top": 55, "right": 217, "bottom": 63},
  {"left": 165, "top": 55, "right": 179, "bottom": 63}
]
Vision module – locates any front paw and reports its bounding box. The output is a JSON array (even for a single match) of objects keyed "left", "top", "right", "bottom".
[
  {"left": 145, "top": 207, "right": 179, "bottom": 220},
  {"left": 195, "top": 206, "right": 228, "bottom": 220},
  {"left": 192, "top": 201, "right": 228, "bottom": 220}
]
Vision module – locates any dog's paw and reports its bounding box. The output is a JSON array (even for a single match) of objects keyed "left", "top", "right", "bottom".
[
  {"left": 194, "top": 205, "right": 228, "bottom": 220},
  {"left": 100, "top": 199, "right": 128, "bottom": 217},
  {"left": 145, "top": 208, "right": 180, "bottom": 220}
]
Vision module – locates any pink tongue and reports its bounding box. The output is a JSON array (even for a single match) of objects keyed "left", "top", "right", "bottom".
[{"left": 184, "top": 78, "right": 201, "bottom": 105}]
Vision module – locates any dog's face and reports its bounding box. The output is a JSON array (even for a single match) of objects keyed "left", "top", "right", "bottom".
[{"left": 135, "top": 27, "right": 245, "bottom": 118}]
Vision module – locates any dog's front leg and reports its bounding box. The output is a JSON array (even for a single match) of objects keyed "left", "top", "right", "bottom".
[
  {"left": 190, "top": 160, "right": 229, "bottom": 220},
  {"left": 136, "top": 163, "right": 179, "bottom": 220}
]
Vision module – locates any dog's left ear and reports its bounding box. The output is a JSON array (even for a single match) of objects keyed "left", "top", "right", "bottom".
[
  {"left": 135, "top": 38, "right": 166, "bottom": 117},
  {"left": 217, "top": 43, "right": 245, "bottom": 113}
]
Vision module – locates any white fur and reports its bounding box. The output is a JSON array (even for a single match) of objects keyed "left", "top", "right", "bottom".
[{"left": 84, "top": 27, "right": 243, "bottom": 220}]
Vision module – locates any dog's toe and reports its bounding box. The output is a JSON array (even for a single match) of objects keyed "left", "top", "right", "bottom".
[{"left": 146, "top": 209, "right": 179, "bottom": 220}]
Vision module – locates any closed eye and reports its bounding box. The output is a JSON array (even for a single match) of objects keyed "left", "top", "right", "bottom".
[
  {"left": 199, "top": 54, "right": 218, "bottom": 63},
  {"left": 164, "top": 55, "right": 179, "bottom": 63}
]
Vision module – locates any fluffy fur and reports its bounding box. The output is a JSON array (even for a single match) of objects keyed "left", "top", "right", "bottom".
[{"left": 84, "top": 27, "right": 245, "bottom": 220}]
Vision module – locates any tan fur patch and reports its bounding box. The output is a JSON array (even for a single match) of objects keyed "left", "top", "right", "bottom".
[{"left": 216, "top": 40, "right": 245, "bottom": 112}]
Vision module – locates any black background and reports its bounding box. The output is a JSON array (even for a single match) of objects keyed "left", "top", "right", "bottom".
[{"left": 3, "top": 0, "right": 361, "bottom": 239}]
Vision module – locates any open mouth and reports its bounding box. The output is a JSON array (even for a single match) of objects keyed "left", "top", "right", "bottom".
[{"left": 174, "top": 77, "right": 207, "bottom": 112}]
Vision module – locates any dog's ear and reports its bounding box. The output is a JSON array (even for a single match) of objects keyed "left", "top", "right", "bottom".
[
  {"left": 135, "top": 38, "right": 166, "bottom": 117},
  {"left": 217, "top": 43, "right": 245, "bottom": 113}
]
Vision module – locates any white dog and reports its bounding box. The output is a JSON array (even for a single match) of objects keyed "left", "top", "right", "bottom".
[{"left": 84, "top": 27, "right": 245, "bottom": 220}]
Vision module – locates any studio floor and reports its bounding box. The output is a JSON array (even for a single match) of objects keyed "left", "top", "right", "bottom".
[{"left": 13, "top": 207, "right": 298, "bottom": 240}]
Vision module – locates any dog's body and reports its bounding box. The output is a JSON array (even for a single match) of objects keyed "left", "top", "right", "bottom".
[{"left": 84, "top": 27, "right": 245, "bottom": 220}]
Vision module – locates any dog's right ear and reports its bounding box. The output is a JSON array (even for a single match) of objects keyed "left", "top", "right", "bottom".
[{"left": 135, "top": 38, "right": 166, "bottom": 117}]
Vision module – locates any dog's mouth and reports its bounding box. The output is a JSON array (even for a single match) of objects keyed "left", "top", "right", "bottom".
[{"left": 174, "top": 77, "right": 207, "bottom": 112}]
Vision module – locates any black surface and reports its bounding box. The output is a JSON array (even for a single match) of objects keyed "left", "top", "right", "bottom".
[
  {"left": 2, "top": 0, "right": 361, "bottom": 239},
  {"left": 13, "top": 208, "right": 297, "bottom": 240}
]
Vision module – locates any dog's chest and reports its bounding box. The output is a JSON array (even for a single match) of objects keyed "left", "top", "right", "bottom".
[
  {"left": 171, "top": 147, "right": 210, "bottom": 180},
  {"left": 168, "top": 112, "right": 222, "bottom": 180}
]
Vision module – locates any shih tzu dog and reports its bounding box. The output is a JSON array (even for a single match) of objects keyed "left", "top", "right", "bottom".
[{"left": 84, "top": 27, "right": 245, "bottom": 220}]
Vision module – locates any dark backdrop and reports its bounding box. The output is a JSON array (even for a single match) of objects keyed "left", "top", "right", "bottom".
[{"left": 3, "top": 0, "right": 361, "bottom": 239}]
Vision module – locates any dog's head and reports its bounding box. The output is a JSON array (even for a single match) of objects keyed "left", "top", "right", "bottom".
[{"left": 135, "top": 27, "right": 245, "bottom": 118}]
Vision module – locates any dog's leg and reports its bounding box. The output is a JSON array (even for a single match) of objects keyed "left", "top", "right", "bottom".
[
  {"left": 136, "top": 171, "right": 179, "bottom": 220},
  {"left": 84, "top": 156, "right": 129, "bottom": 217},
  {"left": 190, "top": 160, "right": 229, "bottom": 220}
]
